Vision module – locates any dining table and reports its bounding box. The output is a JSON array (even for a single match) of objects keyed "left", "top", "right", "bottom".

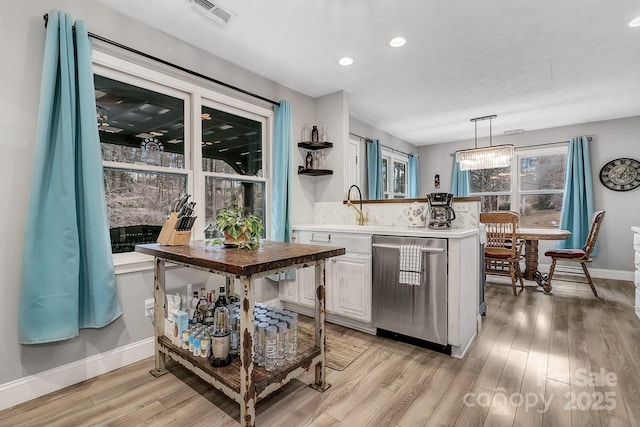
[{"left": 516, "top": 228, "right": 571, "bottom": 292}]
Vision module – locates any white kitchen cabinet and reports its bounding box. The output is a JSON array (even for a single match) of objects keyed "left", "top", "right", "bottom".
[
  {"left": 282, "top": 230, "right": 371, "bottom": 325},
  {"left": 330, "top": 254, "right": 372, "bottom": 322},
  {"left": 278, "top": 274, "right": 298, "bottom": 303},
  {"left": 296, "top": 265, "right": 328, "bottom": 310},
  {"left": 279, "top": 258, "right": 334, "bottom": 313}
]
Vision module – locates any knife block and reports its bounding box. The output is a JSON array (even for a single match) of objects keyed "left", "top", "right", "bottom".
[{"left": 157, "top": 212, "right": 192, "bottom": 246}]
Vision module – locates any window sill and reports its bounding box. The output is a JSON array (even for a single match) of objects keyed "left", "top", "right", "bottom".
[
  {"left": 113, "top": 251, "right": 155, "bottom": 275},
  {"left": 112, "top": 251, "right": 186, "bottom": 275}
]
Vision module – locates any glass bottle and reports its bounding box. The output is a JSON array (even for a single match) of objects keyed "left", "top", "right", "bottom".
[
  {"left": 253, "top": 320, "right": 260, "bottom": 364},
  {"left": 305, "top": 151, "right": 313, "bottom": 169},
  {"left": 189, "top": 329, "right": 196, "bottom": 353},
  {"left": 320, "top": 126, "right": 327, "bottom": 142},
  {"left": 229, "top": 314, "right": 239, "bottom": 356},
  {"left": 264, "top": 326, "right": 278, "bottom": 372},
  {"left": 193, "top": 334, "right": 201, "bottom": 357},
  {"left": 182, "top": 327, "right": 191, "bottom": 350},
  {"left": 285, "top": 317, "right": 298, "bottom": 362},
  {"left": 320, "top": 151, "right": 327, "bottom": 169},
  {"left": 256, "top": 322, "right": 269, "bottom": 366},
  {"left": 215, "top": 285, "right": 227, "bottom": 307},
  {"left": 311, "top": 125, "right": 319, "bottom": 142},
  {"left": 313, "top": 152, "right": 319, "bottom": 169},
  {"left": 200, "top": 329, "right": 210, "bottom": 358},
  {"left": 301, "top": 123, "right": 310, "bottom": 141},
  {"left": 276, "top": 322, "right": 287, "bottom": 367}
]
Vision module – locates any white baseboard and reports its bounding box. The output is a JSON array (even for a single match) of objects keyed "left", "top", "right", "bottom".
[
  {"left": 0, "top": 337, "right": 154, "bottom": 412},
  {"left": 536, "top": 263, "right": 634, "bottom": 282}
]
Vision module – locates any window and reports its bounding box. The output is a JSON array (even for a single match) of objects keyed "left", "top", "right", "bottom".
[
  {"left": 93, "top": 53, "right": 271, "bottom": 254},
  {"left": 469, "top": 146, "right": 567, "bottom": 228},
  {"left": 382, "top": 150, "right": 408, "bottom": 199},
  {"left": 201, "top": 103, "right": 266, "bottom": 230}
]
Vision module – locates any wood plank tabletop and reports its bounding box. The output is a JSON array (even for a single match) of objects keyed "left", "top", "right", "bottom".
[
  {"left": 136, "top": 240, "right": 345, "bottom": 276},
  {"left": 516, "top": 228, "right": 571, "bottom": 240}
]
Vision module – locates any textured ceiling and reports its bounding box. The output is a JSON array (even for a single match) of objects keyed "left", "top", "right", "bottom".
[{"left": 96, "top": 0, "right": 640, "bottom": 145}]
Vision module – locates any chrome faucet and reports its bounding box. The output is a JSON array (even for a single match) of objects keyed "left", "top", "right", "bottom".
[{"left": 346, "top": 184, "right": 369, "bottom": 226}]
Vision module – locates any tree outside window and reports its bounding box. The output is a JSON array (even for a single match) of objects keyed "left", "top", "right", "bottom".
[{"left": 469, "top": 146, "right": 567, "bottom": 228}]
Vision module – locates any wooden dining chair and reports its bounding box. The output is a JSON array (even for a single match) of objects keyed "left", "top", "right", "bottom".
[
  {"left": 544, "top": 211, "right": 605, "bottom": 297},
  {"left": 480, "top": 211, "right": 525, "bottom": 296}
]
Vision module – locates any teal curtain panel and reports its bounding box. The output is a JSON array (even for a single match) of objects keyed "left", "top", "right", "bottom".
[
  {"left": 367, "top": 139, "right": 383, "bottom": 199},
  {"left": 269, "top": 100, "right": 295, "bottom": 280},
  {"left": 19, "top": 10, "right": 121, "bottom": 344},
  {"left": 408, "top": 154, "right": 420, "bottom": 197},
  {"left": 558, "top": 136, "right": 597, "bottom": 255},
  {"left": 451, "top": 157, "right": 470, "bottom": 197}
]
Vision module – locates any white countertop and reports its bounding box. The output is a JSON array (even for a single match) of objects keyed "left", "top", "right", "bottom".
[{"left": 292, "top": 223, "right": 479, "bottom": 239}]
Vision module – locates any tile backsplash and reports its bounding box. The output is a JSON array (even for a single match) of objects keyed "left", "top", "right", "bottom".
[{"left": 314, "top": 200, "right": 479, "bottom": 229}]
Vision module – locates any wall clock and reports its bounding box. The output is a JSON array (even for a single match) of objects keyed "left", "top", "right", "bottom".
[{"left": 598, "top": 158, "right": 640, "bottom": 191}]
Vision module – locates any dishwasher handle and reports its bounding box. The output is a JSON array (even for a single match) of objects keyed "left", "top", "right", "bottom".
[{"left": 372, "top": 243, "right": 445, "bottom": 253}]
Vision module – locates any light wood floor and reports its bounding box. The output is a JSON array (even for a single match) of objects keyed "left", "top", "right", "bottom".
[{"left": 2, "top": 277, "right": 639, "bottom": 427}]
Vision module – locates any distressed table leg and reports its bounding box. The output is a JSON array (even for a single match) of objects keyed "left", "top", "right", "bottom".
[
  {"left": 150, "top": 257, "right": 168, "bottom": 377},
  {"left": 310, "top": 260, "right": 331, "bottom": 392},
  {"left": 239, "top": 276, "right": 256, "bottom": 427}
]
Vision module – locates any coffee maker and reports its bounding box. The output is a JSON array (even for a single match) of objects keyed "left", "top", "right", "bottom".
[{"left": 426, "top": 193, "right": 456, "bottom": 229}]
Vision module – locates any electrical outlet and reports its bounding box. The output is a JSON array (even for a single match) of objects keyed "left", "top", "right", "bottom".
[{"left": 145, "top": 298, "right": 155, "bottom": 318}]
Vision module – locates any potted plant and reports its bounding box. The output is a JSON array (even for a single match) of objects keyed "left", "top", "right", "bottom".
[{"left": 205, "top": 202, "right": 263, "bottom": 250}]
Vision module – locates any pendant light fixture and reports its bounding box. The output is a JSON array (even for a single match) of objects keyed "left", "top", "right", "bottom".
[{"left": 455, "top": 114, "right": 514, "bottom": 171}]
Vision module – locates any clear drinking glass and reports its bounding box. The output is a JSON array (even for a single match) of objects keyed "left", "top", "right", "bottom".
[
  {"left": 256, "top": 322, "right": 268, "bottom": 366},
  {"left": 264, "top": 326, "right": 278, "bottom": 372},
  {"left": 276, "top": 322, "right": 287, "bottom": 367},
  {"left": 285, "top": 318, "right": 298, "bottom": 362}
]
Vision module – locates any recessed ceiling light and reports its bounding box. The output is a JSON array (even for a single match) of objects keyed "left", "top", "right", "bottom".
[
  {"left": 338, "top": 57, "right": 354, "bottom": 66},
  {"left": 389, "top": 37, "right": 406, "bottom": 47},
  {"left": 630, "top": 16, "right": 640, "bottom": 27}
]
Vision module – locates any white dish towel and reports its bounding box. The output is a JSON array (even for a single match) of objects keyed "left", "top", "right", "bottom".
[{"left": 399, "top": 244, "right": 422, "bottom": 286}]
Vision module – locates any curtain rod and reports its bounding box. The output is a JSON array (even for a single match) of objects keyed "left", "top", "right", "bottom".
[
  {"left": 42, "top": 13, "right": 280, "bottom": 107},
  {"left": 448, "top": 136, "right": 593, "bottom": 157},
  {"left": 349, "top": 132, "right": 413, "bottom": 157}
]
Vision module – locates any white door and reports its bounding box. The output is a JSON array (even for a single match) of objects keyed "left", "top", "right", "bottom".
[
  {"left": 345, "top": 137, "right": 361, "bottom": 189},
  {"left": 331, "top": 254, "right": 372, "bottom": 323}
]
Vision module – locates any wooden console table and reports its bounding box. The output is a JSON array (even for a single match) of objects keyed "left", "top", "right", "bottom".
[{"left": 136, "top": 241, "right": 345, "bottom": 427}]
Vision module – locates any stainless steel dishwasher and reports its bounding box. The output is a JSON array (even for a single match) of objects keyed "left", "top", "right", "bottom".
[{"left": 372, "top": 235, "right": 448, "bottom": 348}]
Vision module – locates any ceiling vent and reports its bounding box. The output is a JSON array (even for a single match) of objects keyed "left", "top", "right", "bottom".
[{"left": 187, "top": 0, "right": 235, "bottom": 27}]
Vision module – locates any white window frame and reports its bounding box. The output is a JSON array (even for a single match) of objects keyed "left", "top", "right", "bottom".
[
  {"left": 513, "top": 145, "right": 567, "bottom": 217},
  {"left": 92, "top": 50, "right": 273, "bottom": 270},
  {"left": 469, "top": 144, "right": 568, "bottom": 226},
  {"left": 382, "top": 149, "right": 409, "bottom": 199}
]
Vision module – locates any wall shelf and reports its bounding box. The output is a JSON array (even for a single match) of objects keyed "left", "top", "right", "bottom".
[
  {"left": 298, "top": 141, "right": 333, "bottom": 150},
  {"left": 298, "top": 169, "right": 333, "bottom": 176}
]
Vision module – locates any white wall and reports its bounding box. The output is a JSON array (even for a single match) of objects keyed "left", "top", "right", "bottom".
[
  {"left": 349, "top": 117, "right": 420, "bottom": 198},
  {"left": 418, "top": 115, "right": 640, "bottom": 272},
  {"left": 314, "top": 91, "right": 349, "bottom": 202}
]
